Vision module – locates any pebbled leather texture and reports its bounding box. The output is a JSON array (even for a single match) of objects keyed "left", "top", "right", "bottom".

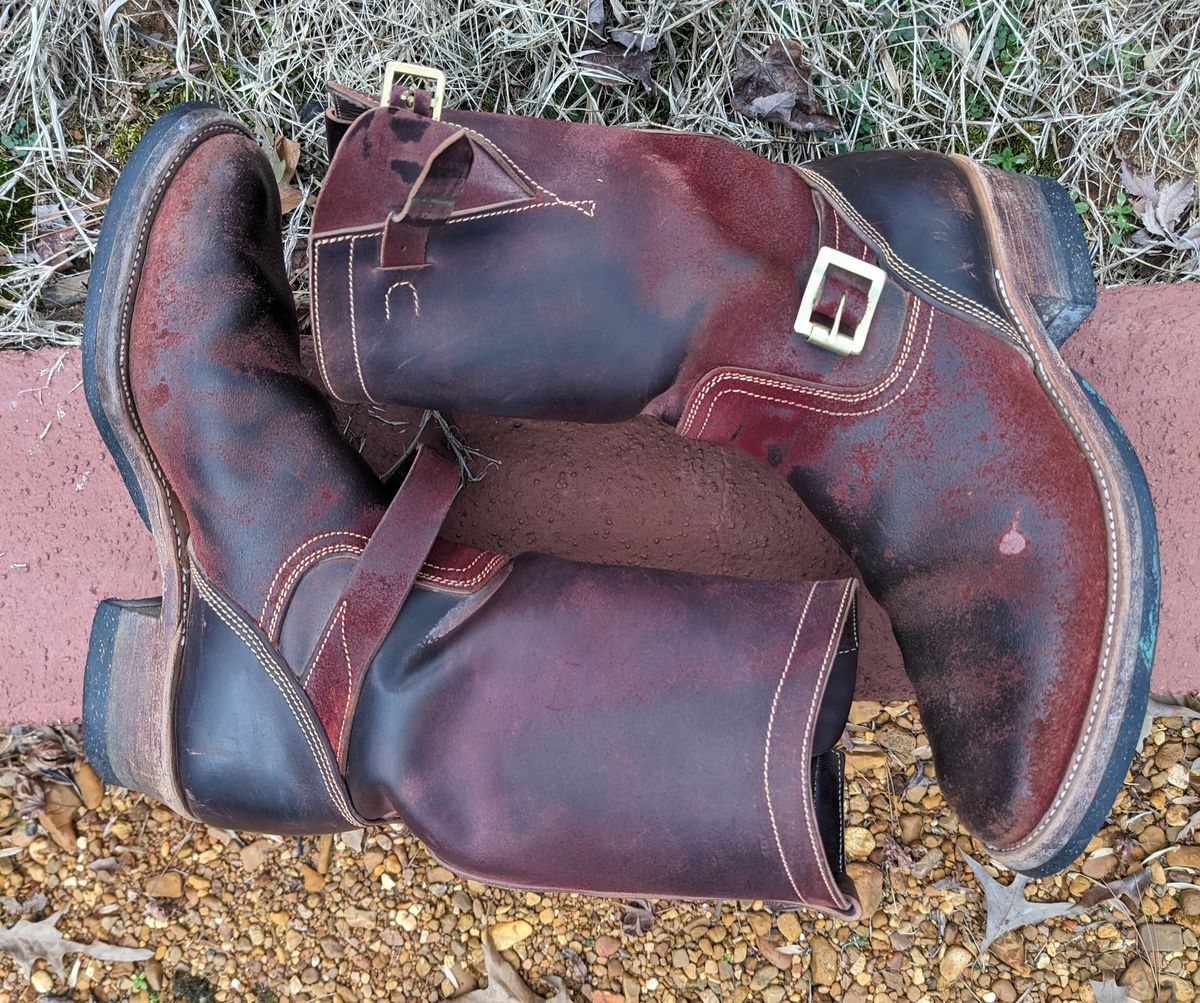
[
  {"left": 313, "top": 92, "right": 1123, "bottom": 855},
  {"left": 346, "top": 554, "right": 860, "bottom": 916}
]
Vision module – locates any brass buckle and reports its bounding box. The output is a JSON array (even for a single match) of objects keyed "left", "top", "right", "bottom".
[
  {"left": 380, "top": 62, "right": 446, "bottom": 120},
  {"left": 794, "top": 246, "right": 886, "bottom": 357}
]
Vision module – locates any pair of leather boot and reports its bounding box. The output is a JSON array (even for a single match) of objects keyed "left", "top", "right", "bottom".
[{"left": 82, "top": 70, "right": 1158, "bottom": 921}]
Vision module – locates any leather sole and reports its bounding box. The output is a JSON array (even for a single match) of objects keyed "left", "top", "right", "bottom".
[
  {"left": 81, "top": 102, "right": 251, "bottom": 816},
  {"left": 962, "top": 160, "right": 1160, "bottom": 875}
]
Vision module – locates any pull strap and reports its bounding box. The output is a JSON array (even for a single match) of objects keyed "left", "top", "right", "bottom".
[{"left": 305, "top": 446, "right": 461, "bottom": 763}]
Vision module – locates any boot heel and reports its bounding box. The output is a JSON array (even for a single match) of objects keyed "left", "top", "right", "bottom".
[
  {"left": 961, "top": 160, "right": 1097, "bottom": 347},
  {"left": 83, "top": 598, "right": 189, "bottom": 815}
]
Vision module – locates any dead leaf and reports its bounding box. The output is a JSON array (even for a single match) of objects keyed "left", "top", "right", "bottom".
[
  {"left": 963, "top": 853, "right": 1078, "bottom": 954},
  {"left": 581, "top": 34, "right": 658, "bottom": 93},
  {"left": 1139, "top": 694, "right": 1200, "bottom": 750},
  {"left": 755, "top": 932, "right": 793, "bottom": 969},
  {"left": 731, "top": 40, "right": 840, "bottom": 135},
  {"left": 620, "top": 898, "right": 654, "bottom": 936},
  {"left": 1077, "top": 867, "right": 1153, "bottom": 910},
  {"left": 1090, "top": 977, "right": 1138, "bottom": 1002},
  {"left": 1120, "top": 163, "right": 1199, "bottom": 246},
  {"left": 459, "top": 931, "right": 572, "bottom": 1002},
  {"left": 0, "top": 908, "right": 152, "bottom": 976}
]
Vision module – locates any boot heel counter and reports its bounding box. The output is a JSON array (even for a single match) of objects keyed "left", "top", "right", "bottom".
[{"left": 176, "top": 571, "right": 362, "bottom": 834}]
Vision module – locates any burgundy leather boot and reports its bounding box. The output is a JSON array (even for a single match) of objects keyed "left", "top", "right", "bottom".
[
  {"left": 309, "top": 78, "right": 1159, "bottom": 876},
  {"left": 81, "top": 104, "right": 863, "bottom": 917}
]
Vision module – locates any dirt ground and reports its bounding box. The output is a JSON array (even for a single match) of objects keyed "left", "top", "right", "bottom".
[{"left": 3, "top": 698, "right": 1200, "bottom": 1003}]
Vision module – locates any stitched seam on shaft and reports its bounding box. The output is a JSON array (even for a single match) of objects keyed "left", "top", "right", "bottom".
[
  {"left": 837, "top": 594, "right": 860, "bottom": 655},
  {"left": 266, "top": 544, "right": 365, "bottom": 639},
  {"left": 795, "top": 166, "right": 1019, "bottom": 345},
  {"left": 679, "top": 293, "right": 922, "bottom": 433},
  {"left": 684, "top": 301, "right": 932, "bottom": 437},
  {"left": 421, "top": 550, "right": 490, "bottom": 574},
  {"left": 440, "top": 118, "right": 596, "bottom": 219},
  {"left": 385, "top": 280, "right": 420, "bottom": 320},
  {"left": 311, "top": 241, "right": 349, "bottom": 402},
  {"left": 763, "top": 582, "right": 818, "bottom": 906},
  {"left": 193, "top": 569, "right": 358, "bottom": 825},
  {"left": 346, "top": 237, "right": 381, "bottom": 404},
  {"left": 417, "top": 553, "right": 507, "bottom": 589},
  {"left": 260, "top": 531, "right": 370, "bottom": 624},
  {"left": 336, "top": 604, "right": 353, "bottom": 754},
  {"left": 804, "top": 580, "right": 856, "bottom": 908},
  {"left": 117, "top": 123, "right": 245, "bottom": 645},
  {"left": 986, "top": 270, "right": 1120, "bottom": 855}
]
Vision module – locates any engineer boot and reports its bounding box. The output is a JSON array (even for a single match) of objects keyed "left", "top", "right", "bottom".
[
  {"left": 310, "top": 80, "right": 1159, "bottom": 875},
  {"left": 81, "top": 103, "right": 863, "bottom": 917}
]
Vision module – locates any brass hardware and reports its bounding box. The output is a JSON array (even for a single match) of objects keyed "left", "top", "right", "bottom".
[
  {"left": 794, "top": 246, "right": 886, "bottom": 356},
  {"left": 380, "top": 62, "right": 447, "bottom": 120}
]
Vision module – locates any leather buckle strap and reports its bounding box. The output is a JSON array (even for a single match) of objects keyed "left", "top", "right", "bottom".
[
  {"left": 305, "top": 445, "right": 461, "bottom": 763},
  {"left": 794, "top": 246, "right": 886, "bottom": 357},
  {"left": 380, "top": 62, "right": 446, "bottom": 120}
]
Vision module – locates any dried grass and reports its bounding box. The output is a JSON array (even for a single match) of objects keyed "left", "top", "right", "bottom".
[{"left": 0, "top": 0, "right": 1197, "bottom": 347}]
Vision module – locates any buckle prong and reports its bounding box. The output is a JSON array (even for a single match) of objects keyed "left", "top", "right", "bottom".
[
  {"left": 794, "top": 246, "right": 886, "bottom": 357},
  {"left": 380, "top": 62, "right": 447, "bottom": 120}
]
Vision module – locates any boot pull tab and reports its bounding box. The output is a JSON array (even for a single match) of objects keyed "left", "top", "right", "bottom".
[{"left": 378, "top": 117, "right": 474, "bottom": 270}]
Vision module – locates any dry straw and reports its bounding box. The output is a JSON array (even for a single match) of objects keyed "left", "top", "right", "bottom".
[{"left": 1, "top": 0, "right": 1197, "bottom": 347}]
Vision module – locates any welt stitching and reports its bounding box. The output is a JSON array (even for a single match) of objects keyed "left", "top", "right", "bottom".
[
  {"left": 266, "top": 544, "right": 364, "bottom": 639},
  {"left": 421, "top": 550, "right": 489, "bottom": 574},
  {"left": 117, "top": 123, "right": 244, "bottom": 641},
  {"left": 986, "top": 270, "right": 1119, "bottom": 855},
  {"left": 260, "top": 531, "right": 369, "bottom": 623},
  {"left": 762, "top": 582, "right": 818, "bottom": 906},
  {"left": 680, "top": 293, "right": 920, "bottom": 432},
  {"left": 687, "top": 301, "right": 932, "bottom": 437},
  {"left": 193, "top": 570, "right": 357, "bottom": 824}
]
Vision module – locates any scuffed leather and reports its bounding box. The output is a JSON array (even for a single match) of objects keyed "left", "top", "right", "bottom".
[
  {"left": 313, "top": 95, "right": 1116, "bottom": 850},
  {"left": 347, "top": 555, "right": 860, "bottom": 916}
]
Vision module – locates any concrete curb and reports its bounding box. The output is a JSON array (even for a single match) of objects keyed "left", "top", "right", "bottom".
[{"left": 1, "top": 283, "right": 1196, "bottom": 723}]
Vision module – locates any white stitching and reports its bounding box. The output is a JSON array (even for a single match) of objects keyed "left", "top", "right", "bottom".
[
  {"left": 311, "top": 239, "right": 348, "bottom": 402},
  {"left": 260, "top": 531, "right": 369, "bottom": 623},
  {"left": 682, "top": 301, "right": 932, "bottom": 437},
  {"left": 416, "top": 553, "right": 507, "bottom": 589},
  {"left": 385, "top": 280, "right": 420, "bottom": 320},
  {"left": 347, "top": 237, "right": 381, "bottom": 404},
  {"left": 117, "top": 123, "right": 245, "bottom": 643},
  {"left": 337, "top": 607, "right": 354, "bottom": 754},
  {"left": 679, "top": 295, "right": 922, "bottom": 432},
  {"left": 266, "top": 545, "right": 363, "bottom": 638},
  {"left": 985, "top": 270, "right": 1120, "bottom": 855},
  {"left": 796, "top": 166, "right": 1021, "bottom": 347},
  {"left": 762, "top": 582, "right": 817, "bottom": 906},
  {"left": 193, "top": 566, "right": 358, "bottom": 824}
]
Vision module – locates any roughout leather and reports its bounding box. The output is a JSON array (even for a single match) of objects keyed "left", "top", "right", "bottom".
[
  {"left": 118, "top": 117, "right": 861, "bottom": 913},
  {"left": 312, "top": 94, "right": 1119, "bottom": 852}
]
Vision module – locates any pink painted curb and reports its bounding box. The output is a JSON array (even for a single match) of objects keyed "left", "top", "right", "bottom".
[{"left": 1, "top": 283, "right": 1196, "bottom": 724}]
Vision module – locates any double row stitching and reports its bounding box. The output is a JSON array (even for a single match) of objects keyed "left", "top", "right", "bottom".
[
  {"left": 417, "top": 553, "right": 507, "bottom": 589},
  {"left": 684, "top": 300, "right": 932, "bottom": 438},
  {"left": 763, "top": 582, "right": 817, "bottom": 906},
  {"left": 118, "top": 123, "right": 246, "bottom": 643},
  {"left": 265, "top": 544, "right": 364, "bottom": 639},
  {"left": 797, "top": 167, "right": 1022, "bottom": 350},
  {"left": 679, "top": 294, "right": 921, "bottom": 432},
  {"left": 260, "top": 531, "right": 370, "bottom": 624},
  {"left": 986, "top": 271, "right": 1120, "bottom": 854},
  {"left": 193, "top": 570, "right": 358, "bottom": 825}
]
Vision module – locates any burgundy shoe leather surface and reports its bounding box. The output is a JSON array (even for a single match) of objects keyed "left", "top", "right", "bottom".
[
  {"left": 311, "top": 85, "right": 1157, "bottom": 874},
  {"left": 84, "top": 105, "right": 862, "bottom": 917}
]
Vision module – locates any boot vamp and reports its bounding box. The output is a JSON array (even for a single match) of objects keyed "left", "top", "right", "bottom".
[
  {"left": 689, "top": 306, "right": 1108, "bottom": 849},
  {"left": 127, "top": 131, "right": 386, "bottom": 615}
]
